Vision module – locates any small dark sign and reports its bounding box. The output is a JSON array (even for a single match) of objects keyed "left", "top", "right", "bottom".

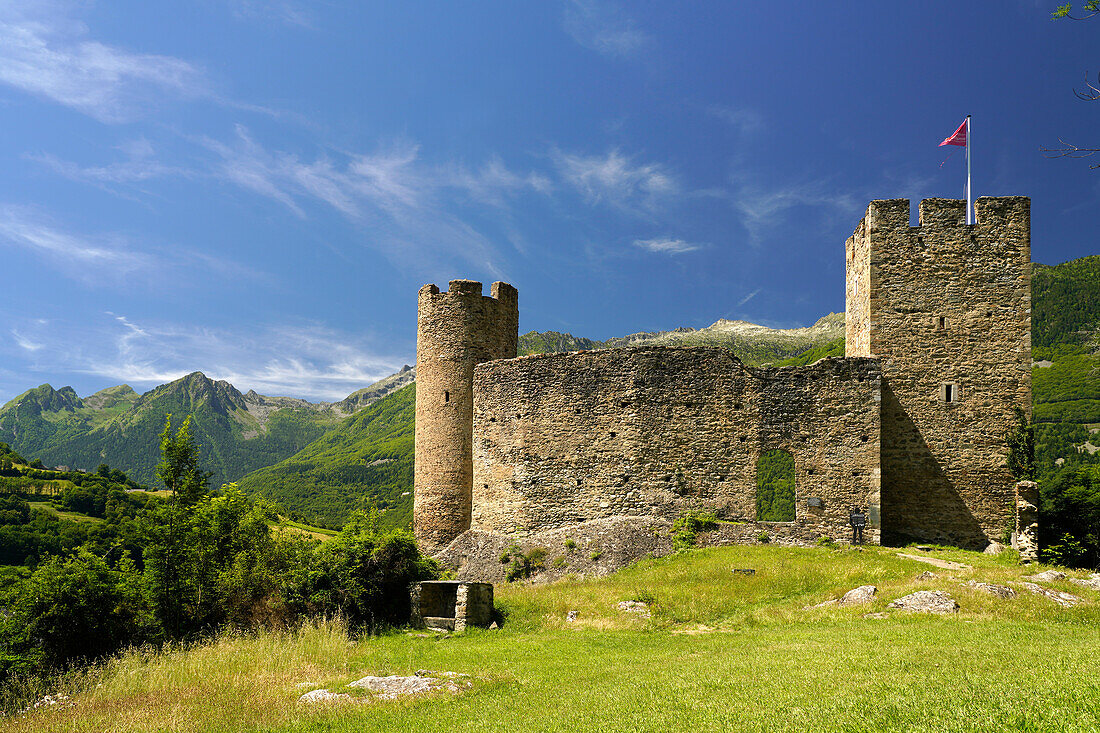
[
  {"left": 849, "top": 507, "right": 867, "bottom": 545},
  {"left": 731, "top": 568, "right": 755, "bottom": 575},
  {"left": 806, "top": 497, "right": 824, "bottom": 508}
]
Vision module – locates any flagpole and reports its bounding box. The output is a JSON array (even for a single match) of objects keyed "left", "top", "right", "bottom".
[{"left": 966, "top": 115, "right": 972, "bottom": 224}]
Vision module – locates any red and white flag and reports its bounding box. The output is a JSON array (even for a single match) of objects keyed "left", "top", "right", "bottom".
[{"left": 939, "top": 119, "right": 967, "bottom": 147}]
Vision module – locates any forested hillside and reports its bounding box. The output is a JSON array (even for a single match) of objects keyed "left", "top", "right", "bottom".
[
  {"left": 238, "top": 384, "right": 415, "bottom": 529},
  {"left": 1030, "top": 257, "right": 1100, "bottom": 481}
]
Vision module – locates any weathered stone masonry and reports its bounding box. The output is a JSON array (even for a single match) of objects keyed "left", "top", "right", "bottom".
[
  {"left": 413, "top": 197, "right": 1031, "bottom": 554},
  {"left": 414, "top": 280, "right": 518, "bottom": 555},
  {"left": 846, "top": 197, "right": 1030, "bottom": 548},
  {"left": 472, "top": 348, "right": 881, "bottom": 544}
]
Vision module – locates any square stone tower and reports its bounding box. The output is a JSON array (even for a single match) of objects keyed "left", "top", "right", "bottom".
[{"left": 845, "top": 197, "right": 1031, "bottom": 548}]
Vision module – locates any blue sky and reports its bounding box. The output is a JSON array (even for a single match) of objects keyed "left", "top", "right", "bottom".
[{"left": 0, "top": 1, "right": 1096, "bottom": 402}]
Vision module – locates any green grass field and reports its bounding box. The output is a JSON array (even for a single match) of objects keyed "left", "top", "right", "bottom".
[
  {"left": 25, "top": 499, "right": 103, "bottom": 524},
  {"left": 8, "top": 544, "right": 1100, "bottom": 732},
  {"left": 273, "top": 517, "right": 338, "bottom": 540}
]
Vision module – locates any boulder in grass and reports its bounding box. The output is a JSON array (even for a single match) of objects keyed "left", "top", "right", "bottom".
[
  {"left": 298, "top": 689, "right": 353, "bottom": 704},
  {"left": 1026, "top": 570, "right": 1066, "bottom": 583},
  {"left": 348, "top": 674, "right": 461, "bottom": 700},
  {"left": 887, "top": 590, "right": 959, "bottom": 614},
  {"left": 838, "top": 585, "right": 877, "bottom": 606},
  {"left": 1019, "top": 583, "right": 1082, "bottom": 607},
  {"left": 963, "top": 581, "right": 1016, "bottom": 599},
  {"left": 1068, "top": 574, "right": 1100, "bottom": 592},
  {"left": 616, "top": 600, "right": 652, "bottom": 617}
]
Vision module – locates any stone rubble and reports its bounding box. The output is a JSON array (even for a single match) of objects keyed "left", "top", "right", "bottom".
[
  {"left": 298, "top": 689, "right": 352, "bottom": 704},
  {"left": 963, "top": 581, "right": 1017, "bottom": 599},
  {"left": 1026, "top": 570, "right": 1066, "bottom": 583},
  {"left": 298, "top": 671, "right": 469, "bottom": 705},
  {"left": 616, "top": 600, "right": 652, "bottom": 618},
  {"left": 887, "top": 590, "right": 959, "bottom": 614},
  {"left": 1068, "top": 574, "right": 1100, "bottom": 592},
  {"left": 1019, "top": 583, "right": 1083, "bottom": 607}
]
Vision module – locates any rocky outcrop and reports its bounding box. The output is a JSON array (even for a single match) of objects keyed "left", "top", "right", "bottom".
[
  {"left": 436, "top": 516, "right": 673, "bottom": 583},
  {"left": 963, "top": 581, "right": 1016, "bottom": 599},
  {"left": 887, "top": 590, "right": 959, "bottom": 613}
]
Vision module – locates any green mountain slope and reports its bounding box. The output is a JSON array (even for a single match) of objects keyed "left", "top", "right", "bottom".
[
  {"left": 1032, "top": 255, "right": 1100, "bottom": 350},
  {"left": 1030, "top": 257, "right": 1100, "bottom": 476},
  {"left": 238, "top": 384, "right": 415, "bottom": 529},
  {"left": 0, "top": 373, "right": 340, "bottom": 489}
]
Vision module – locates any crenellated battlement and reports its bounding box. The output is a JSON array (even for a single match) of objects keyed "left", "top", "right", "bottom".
[
  {"left": 856, "top": 196, "right": 1031, "bottom": 235},
  {"left": 419, "top": 279, "right": 517, "bottom": 303}
]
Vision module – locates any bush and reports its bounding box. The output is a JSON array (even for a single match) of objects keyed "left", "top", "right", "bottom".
[
  {"left": 757, "top": 531, "right": 771, "bottom": 544},
  {"left": 505, "top": 547, "right": 548, "bottom": 582},
  {"left": 672, "top": 510, "right": 718, "bottom": 550},
  {"left": 1040, "top": 465, "right": 1100, "bottom": 568},
  {"left": 286, "top": 511, "right": 439, "bottom": 630},
  {"left": 2, "top": 550, "right": 153, "bottom": 673}
]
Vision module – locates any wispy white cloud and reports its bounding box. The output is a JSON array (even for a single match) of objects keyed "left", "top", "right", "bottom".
[
  {"left": 563, "top": 0, "right": 650, "bottom": 58},
  {"left": 232, "top": 0, "right": 314, "bottom": 28},
  {"left": 727, "top": 177, "right": 861, "bottom": 246},
  {"left": 708, "top": 106, "right": 765, "bottom": 136},
  {"left": 553, "top": 148, "right": 677, "bottom": 212},
  {"left": 736, "top": 289, "right": 760, "bottom": 307},
  {"left": 0, "top": 204, "right": 268, "bottom": 285},
  {"left": 445, "top": 157, "right": 553, "bottom": 207},
  {"left": 14, "top": 313, "right": 409, "bottom": 401},
  {"left": 28, "top": 138, "right": 187, "bottom": 184},
  {"left": 0, "top": 205, "right": 152, "bottom": 275},
  {"left": 10, "top": 330, "right": 43, "bottom": 352},
  {"left": 0, "top": 3, "right": 208, "bottom": 123},
  {"left": 199, "top": 126, "right": 550, "bottom": 271},
  {"left": 633, "top": 237, "right": 701, "bottom": 254}
]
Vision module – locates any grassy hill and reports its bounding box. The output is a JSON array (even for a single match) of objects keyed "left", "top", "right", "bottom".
[
  {"left": 238, "top": 384, "right": 415, "bottom": 529},
  {"left": 520, "top": 313, "right": 845, "bottom": 365},
  {"left": 9, "top": 543, "right": 1100, "bottom": 732}
]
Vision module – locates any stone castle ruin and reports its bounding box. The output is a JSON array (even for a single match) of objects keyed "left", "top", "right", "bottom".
[{"left": 413, "top": 197, "right": 1032, "bottom": 558}]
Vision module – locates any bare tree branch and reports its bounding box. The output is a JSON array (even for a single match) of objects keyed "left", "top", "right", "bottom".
[
  {"left": 1074, "top": 71, "right": 1100, "bottom": 100},
  {"left": 1040, "top": 138, "right": 1100, "bottom": 167}
]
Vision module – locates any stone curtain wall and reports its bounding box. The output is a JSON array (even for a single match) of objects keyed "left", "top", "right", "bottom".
[
  {"left": 414, "top": 280, "right": 519, "bottom": 555},
  {"left": 845, "top": 197, "right": 1031, "bottom": 549},
  {"left": 471, "top": 347, "right": 882, "bottom": 544}
]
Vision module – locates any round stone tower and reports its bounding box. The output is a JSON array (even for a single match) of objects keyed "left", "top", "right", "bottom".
[{"left": 414, "top": 279, "right": 518, "bottom": 554}]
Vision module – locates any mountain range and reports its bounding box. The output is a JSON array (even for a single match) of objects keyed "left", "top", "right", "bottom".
[{"left": 3, "top": 256, "right": 1097, "bottom": 527}]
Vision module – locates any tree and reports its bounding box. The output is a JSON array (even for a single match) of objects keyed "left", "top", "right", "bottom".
[
  {"left": 1053, "top": 2, "right": 1100, "bottom": 19},
  {"left": 156, "top": 415, "right": 211, "bottom": 505},
  {"left": 1007, "top": 406, "right": 1036, "bottom": 481},
  {"left": 1042, "top": 3, "right": 1100, "bottom": 165}
]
